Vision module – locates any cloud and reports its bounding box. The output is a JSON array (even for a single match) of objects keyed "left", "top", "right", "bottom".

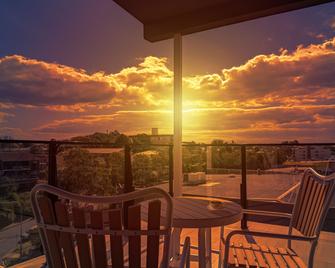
[
  {"left": 110, "top": 56, "right": 173, "bottom": 109},
  {"left": 0, "top": 111, "right": 13, "bottom": 123},
  {"left": 182, "top": 105, "right": 335, "bottom": 142},
  {"left": 0, "top": 55, "right": 173, "bottom": 111},
  {"left": 33, "top": 104, "right": 335, "bottom": 142},
  {"left": 1, "top": 37, "right": 335, "bottom": 142},
  {"left": 184, "top": 38, "right": 335, "bottom": 108},
  {"left": 34, "top": 110, "right": 172, "bottom": 138},
  {"left": 0, "top": 55, "right": 117, "bottom": 106},
  {"left": 2, "top": 38, "right": 335, "bottom": 111}
]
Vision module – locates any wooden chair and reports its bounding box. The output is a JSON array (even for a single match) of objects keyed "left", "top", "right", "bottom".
[
  {"left": 222, "top": 168, "right": 335, "bottom": 268},
  {"left": 31, "top": 184, "right": 190, "bottom": 268}
]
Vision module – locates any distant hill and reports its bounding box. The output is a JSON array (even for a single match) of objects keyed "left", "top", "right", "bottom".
[{"left": 70, "top": 131, "right": 129, "bottom": 145}]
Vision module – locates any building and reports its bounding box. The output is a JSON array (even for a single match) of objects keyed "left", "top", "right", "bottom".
[
  {"left": 293, "top": 146, "right": 335, "bottom": 161},
  {"left": 130, "top": 128, "right": 173, "bottom": 145},
  {"left": 148, "top": 128, "right": 173, "bottom": 145},
  {"left": 292, "top": 146, "right": 309, "bottom": 161},
  {"left": 0, "top": 149, "right": 40, "bottom": 190}
]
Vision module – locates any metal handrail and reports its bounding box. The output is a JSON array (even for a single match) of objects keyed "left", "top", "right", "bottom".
[
  {"left": 1, "top": 138, "right": 335, "bottom": 147},
  {"left": 2, "top": 139, "right": 335, "bottom": 229}
]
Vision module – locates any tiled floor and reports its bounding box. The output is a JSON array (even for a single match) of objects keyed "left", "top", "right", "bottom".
[
  {"left": 12, "top": 221, "right": 335, "bottom": 268},
  {"left": 178, "top": 221, "right": 335, "bottom": 267}
]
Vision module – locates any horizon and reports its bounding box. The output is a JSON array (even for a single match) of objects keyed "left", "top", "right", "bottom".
[{"left": 1, "top": 1, "right": 335, "bottom": 143}]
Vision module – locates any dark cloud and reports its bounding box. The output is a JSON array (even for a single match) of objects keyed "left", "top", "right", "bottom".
[{"left": 0, "top": 55, "right": 117, "bottom": 105}]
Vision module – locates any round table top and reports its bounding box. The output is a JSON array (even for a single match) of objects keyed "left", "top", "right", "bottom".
[{"left": 172, "top": 197, "right": 242, "bottom": 228}]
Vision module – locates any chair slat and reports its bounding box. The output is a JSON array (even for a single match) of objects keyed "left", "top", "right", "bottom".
[
  {"left": 38, "top": 196, "right": 64, "bottom": 268},
  {"left": 128, "top": 204, "right": 141, "bottom": 268},
  {"left": 277, "top": 247, "right": 298, "bottom": 268},
  {"left": 146, "top": 200, "right": 161, "bottom": 268},
  {"left": 291, "top": 174, "right": 310, "bottom": 229},
  {"left": 286, "top": 247, "right": 305, "bottom": 268},
  {"left": 306, "top": 183, "right": 330, "bottom": 236},
  {"left": 301, "top": 182, "right": 322, "bottom": 235},
  {"left": 235, "top": 243, "right": 248, "bottom": 267},
  {"left": 250, "top": 243, "right": 267, "bottom": 268},
  {"left": 242, "top": 244, "right": 257, "bottom": 268},
  {"left": 239, "top": 244, "right": 252, "bottom": 268},
  {"left": 260, "top": 244, "right": 278, "bottom": 267},
  {"left": 299, "top": 180, "right": 319, "bottom": 235},
  {"left": 229, "top": 243, "right": 240, "bottom": 267},
  {"left": 269, "top": 246, "right": 288, "bottom": 268},
  {"left": 72, "top": 207, "right": 92, "bottom": 268},
  {"left": 91, "top": 210, "right": 107, "bottom": 268},
  {"left": 295, "top": 177, "right": 313, "bottom": 232},
  {"left": 54, "top": 202, "right": 78, "bottom": 268},
  {"left": 109, "top": 209, "right": 124, "bottom": 268},
  {"left": 293, "top": 171, "right": 335, "bottom": 237},
  {"left": 229, "top": 243, "right": 307, "bottom": 268}
]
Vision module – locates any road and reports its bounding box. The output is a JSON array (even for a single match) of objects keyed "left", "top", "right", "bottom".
[{"left": 0, "top": 218, "right": 36, "bottom": 258}]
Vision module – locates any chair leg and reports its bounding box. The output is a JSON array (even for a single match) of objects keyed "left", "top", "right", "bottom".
[{"left": 218, "top": 226, "right": 224, "bottom": 268}]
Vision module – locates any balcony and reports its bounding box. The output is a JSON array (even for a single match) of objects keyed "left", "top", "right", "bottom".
[{"left": 1, "top": 139, "right": 335, "bottom": 267}]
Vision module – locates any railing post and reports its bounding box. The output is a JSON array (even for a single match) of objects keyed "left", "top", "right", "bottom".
[
  {"left": 123, "top": 144, "right": 134, "bottom": 228},
  {"left": 169, "top": 145, "right": 174, "bottom": 196},
  {"left": 124, "top": 144, "right": 134, "bottom": 193},
  {"left": 48, "top": 140, "right": 58, "bottom": 187},
  {"left": 240, "top": 145, "right": 248, "bottom": 229}
]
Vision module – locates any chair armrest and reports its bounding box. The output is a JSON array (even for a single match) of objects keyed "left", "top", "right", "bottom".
[
  {"left": 223, "top": 230, "right": 317, "bottom": 268},
  {"left": 225, "top": 229, "right": 317, "bottom": 244},
  {"left": 242, "top": 209, "right": 292, "bottom": 219},
  {"left": 178, "top": 236, "right": 191, "bottom": 268}
]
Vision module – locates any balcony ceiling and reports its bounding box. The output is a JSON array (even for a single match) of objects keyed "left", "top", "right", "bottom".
[{"left": 113, "top": 0, "right": 334, "bottom": 42}]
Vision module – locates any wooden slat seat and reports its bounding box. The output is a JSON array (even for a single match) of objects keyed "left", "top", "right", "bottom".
[{"left": 227, "top": 242, "right": 306, "bottom": 268}]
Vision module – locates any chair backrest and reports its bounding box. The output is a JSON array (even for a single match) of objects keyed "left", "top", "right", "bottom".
[
  {"left": 290, "top": 168, "right": 335, "bottom": 237},
  {"left": 31, "top": 184, "right": 173, "bottom": 268}
]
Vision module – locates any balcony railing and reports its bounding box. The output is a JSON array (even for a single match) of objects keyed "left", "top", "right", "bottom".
[{"left": 1, "top": 139, "right": 335, "bottom": 266}]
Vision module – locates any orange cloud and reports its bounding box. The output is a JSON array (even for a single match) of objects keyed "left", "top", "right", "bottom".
[
  {"left": 1, "top": 37, "right": 335, "bottom": 142},
  {"left": 34, "top": 111, "right": 172, "bottom": 138},
  {"left": 184, "top": 38, "right": 335, "bottom": 108}
]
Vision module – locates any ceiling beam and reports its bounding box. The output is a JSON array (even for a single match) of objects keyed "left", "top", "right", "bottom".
[{"left": 143, "top": 0, "right": 333, "bottom": 42}]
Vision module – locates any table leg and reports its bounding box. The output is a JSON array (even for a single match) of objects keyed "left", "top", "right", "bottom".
[
  {"left": 205, "top": 228, "right": 212, "bottom": 267},
  {"left": 198, "top": 228, "right": 206, "bottom": 268},
  {"left": 218, "top": 226, "right": 224, "bottom": 268},
  {"left": 170, "top": 228, "right": 182, "bottom": 261}
]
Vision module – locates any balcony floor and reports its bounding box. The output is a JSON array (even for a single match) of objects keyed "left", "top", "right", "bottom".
[{"left": 12, "top": 221, "right": 335, "bottom": 268}]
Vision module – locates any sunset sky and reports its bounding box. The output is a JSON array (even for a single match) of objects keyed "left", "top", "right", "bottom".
[{"left": 1, "top": 1, "right": 335, "bottom": 142}]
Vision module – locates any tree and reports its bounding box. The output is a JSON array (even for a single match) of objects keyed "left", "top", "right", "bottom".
[
  {"left": 183, "top": 143, "right": 206, "bottom": 173},
  {"left": 115, "top": 134, "right": 130, "bottom": 146},
  {"left": 132, "top": 150, "right": 169, "bottom": 187},
  {"left": 211, "top": 146, "right": 241, "bottom": 169},
  {"left": 57, "top": 148, "right": 118, "bottom": 195},
  {"left": 133, "top": 154, "right": 152, "bottom": 187}
]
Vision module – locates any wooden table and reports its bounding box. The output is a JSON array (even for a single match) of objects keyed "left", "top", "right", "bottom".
[{"left": 170, "top": 197, "right": 242, "bottom": 268}]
